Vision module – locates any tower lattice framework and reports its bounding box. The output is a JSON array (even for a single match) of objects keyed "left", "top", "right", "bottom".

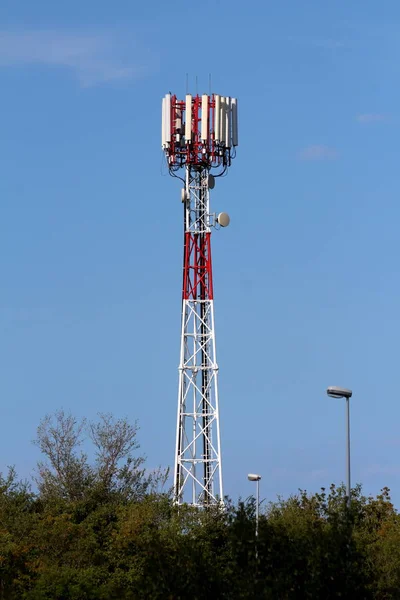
[
  {"left": 161, "top": 91, "right": 238, "bottom": 506},
  {"left": 175, "top": 166, "right": 222, "bottom": 506}
]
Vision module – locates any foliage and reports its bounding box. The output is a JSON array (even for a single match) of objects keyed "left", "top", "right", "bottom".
[
  {"left": 0, "top": 412, "right": 399, "bottom": 598},
  {"left": 34, "top": 410, "right": 168, "bottom": 504}
]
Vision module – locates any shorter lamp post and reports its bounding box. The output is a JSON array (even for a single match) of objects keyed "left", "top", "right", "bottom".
[
  {"left": 248, "top": 473, "right": 261, "bottom": 540},
  {"left": 326, "top": 386, "right": 353, "bottom": 508}
]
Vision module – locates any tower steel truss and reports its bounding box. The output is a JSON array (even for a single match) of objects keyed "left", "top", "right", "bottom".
[
  {"left": 161, "top": 91, "right": 238, "bottom": 506},
  {"left": 174, "top": 166, "right": 222, "bottom": 506}
]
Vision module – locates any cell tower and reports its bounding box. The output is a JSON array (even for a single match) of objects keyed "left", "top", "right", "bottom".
[{"left": 162, "top": 91, "right": 238, "bottom": 506}]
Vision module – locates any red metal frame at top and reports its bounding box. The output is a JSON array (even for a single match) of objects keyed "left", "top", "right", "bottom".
[{"left": 165, "top": 94, "right": 232, "bottom": 170}]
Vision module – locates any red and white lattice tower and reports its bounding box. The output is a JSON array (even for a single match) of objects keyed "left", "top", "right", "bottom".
[{"left": 162, "top": 92, "right": 238, "bottom": 506}]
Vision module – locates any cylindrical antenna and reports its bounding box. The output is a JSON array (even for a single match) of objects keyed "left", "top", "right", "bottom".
[
  {"left": 215, "top": 95, "right": 221, "bottom": 143},
  {"left": 220, "top": 97, "right": 226, "bottom": 145},
  {"left": 201, "top": 94, "right": 208, "bottom": 142},
  {"left": 176, "top": 107, "right": 182, "bottom": 133},
  {"left": 185, "top": 94, "right": 192, "bottom": 143},
  {"left": 231, "top": 98, "right": 239, "bottom": 147},
  {"left": 224, "top": 96, "right": 231, "bottom": 147},
  {"left": 165, "top": 94, "right": 171, "bottom": 145},
  {"left": 162, "top": 96, "right": 166, "bottom": 147}
]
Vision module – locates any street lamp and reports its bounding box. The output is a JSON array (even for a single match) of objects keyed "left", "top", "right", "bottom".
[
  {"left": 327, "top": 386, "right": 353, "bottom": 507},
  {"left": 248, "top": 473, "right": 261, "bottom": 539}
]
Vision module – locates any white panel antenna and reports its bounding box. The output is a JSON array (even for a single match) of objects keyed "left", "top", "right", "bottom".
[
  {"left": 201, "top": 94, "right": 208, "bottom": 142},
  {"left": 165, "top": 94, "right": 171, "bottom": 145},
  {"left": 162, "top": 96, "right": 166, "bottom": 147},
  {"left": 225, "top": 97, "right": 231, "bottom": 147},
  {"left": 219, "top": 97, "right": 226, "bottom": 145},
  {"left": 214, "top": 95, "right": 221, "bottom": 143},
  {"left": 185, "top": 94, "right": 192, "bottom": 143},
  {"left": 175, "top": 108, "right": 182, "bottom": 143},
  {"left": 231, "top": 98, "right": 238, "bottom": 147},
  {"left": 175, "top": 108, "right": 182, "bottom": 132}
]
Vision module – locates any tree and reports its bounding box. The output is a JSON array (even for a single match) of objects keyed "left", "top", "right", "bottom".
[
  {"left": 89, "top": 413, "right": 167, "bottom": 501},
  {"left": 34, "top": 410, "right": 92, "bottom": 502},
  {"left": 2, "top": 411, "right": 399, "bottom": 598},
  {"left": 34, "top": 410, "right": 168, "bottom": 504},
  {"left": 0, "top": 467, "right": 37, "bottom": 599}
]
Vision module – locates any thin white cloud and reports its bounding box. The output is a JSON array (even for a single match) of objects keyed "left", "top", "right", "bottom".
[
  {"left": 0, "top": 29, "right": 149, "bottom": 86},
  {"left": 356, "top": 113, "right": 387, "bottom": 123},
  {"left": 298, "top": 145, "right": 338, "bottom": 161}
]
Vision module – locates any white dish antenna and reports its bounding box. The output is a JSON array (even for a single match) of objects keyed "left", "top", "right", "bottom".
[{"left": 217, "top": 212, "right": 230, "bottom": 227}]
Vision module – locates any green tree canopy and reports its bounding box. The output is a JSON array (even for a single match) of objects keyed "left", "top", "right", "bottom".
[{"left": 0, "top": 412, "right": 399, "bottom": 599}]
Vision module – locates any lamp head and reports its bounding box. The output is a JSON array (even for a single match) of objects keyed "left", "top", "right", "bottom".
[{"left": 327, "top": 386, "right": 352, "bottom": 399}]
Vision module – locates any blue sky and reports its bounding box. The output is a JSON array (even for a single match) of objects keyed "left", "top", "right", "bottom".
[{"left": 1, "top": 0, "right": 400, "bottom": 506}]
